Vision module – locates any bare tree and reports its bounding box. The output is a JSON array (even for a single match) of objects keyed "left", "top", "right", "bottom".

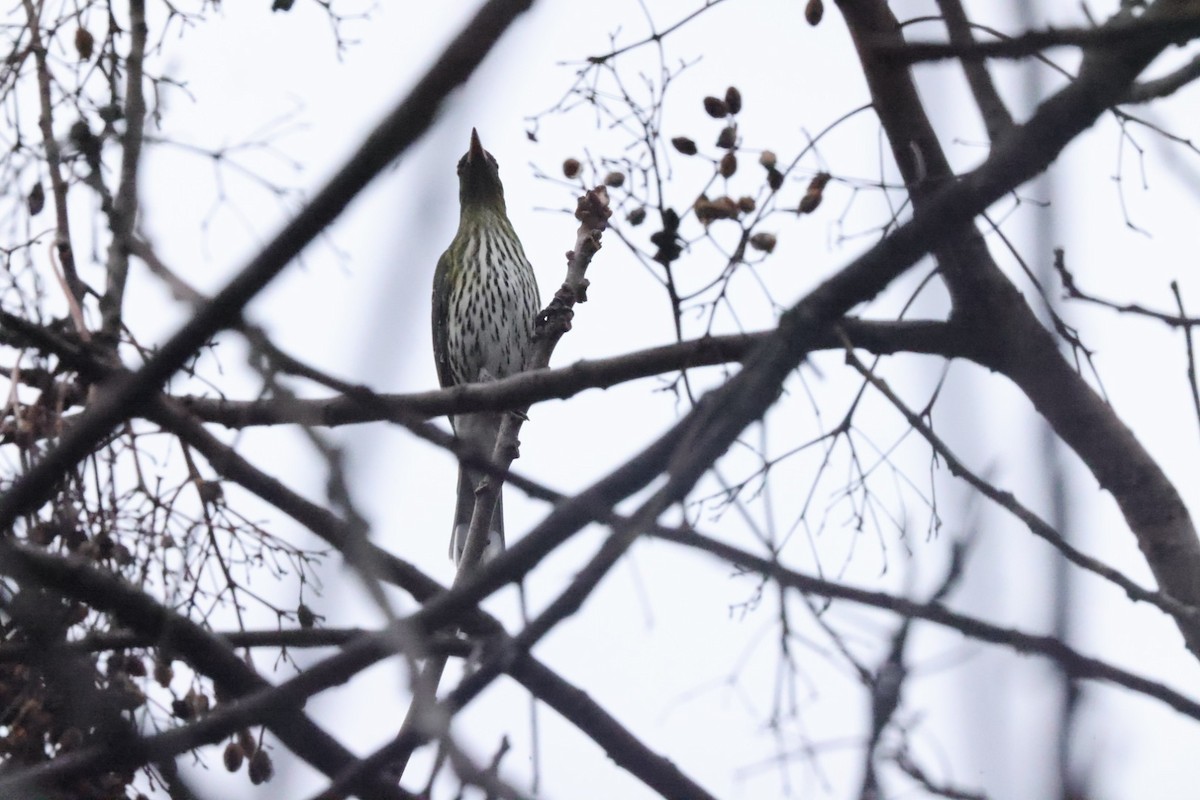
[{"left": 0, "top": 0, "right": 1198, "bottom": 798}]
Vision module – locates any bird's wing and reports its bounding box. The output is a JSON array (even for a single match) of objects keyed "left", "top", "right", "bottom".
[{"left": 431, "top": 246, "right": 456, "bottom": 389}]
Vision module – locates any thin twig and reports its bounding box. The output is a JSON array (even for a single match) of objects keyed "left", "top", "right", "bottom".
[
  {"left": 100, "top": 0, "right": 149, "bottom": 340},
  {"left": 839, "top": 338, "right": 1199, "bottom": 625},
  {"left": 877, "top": 13, "right": 1200, "bottom": 63},
  {"left": 1170, "top": 280, "right": 1200, "bottom": 443},
  {"left": 20, "top": 0, "right": 86, "bottom": 304}
]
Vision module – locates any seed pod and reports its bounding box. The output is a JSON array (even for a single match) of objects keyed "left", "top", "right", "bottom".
[
  {"left": 805, "top": 0, "right": 824, "bottom": 26},
  {"left": 719, "top": 152, "right": 737, "bottom": 178},
  {"left": 650, "top": 208, "right": 682, "bottom": 265},
  {"left": 66, "top": 602, "right": 88, "bottom": 626},
  {"left": 98, "top": 773, "right": 129, "bottom": 793},
  {"left": 74, "top": 28, "right": 94, "bottom": 61},
  {"left": 749, "top": 232, "right": 777, "bottom": 253},
  {"left": 197, "top": 480, "right": 223, "bottom": 506},
  {"left": 223, "top": 742, "right": 245, "bottom": 772},
  {"left": 28, "top": 522, "right": 54, "bottom": 546},
  {"left": 97, "top": 103, "right": 124, "bottom": 124},
  {"left": 799, "top": 172, "right": 832, "bottom": 214},
  {"left": 171, "top": 699, "right": 192, "bottom": 720},
  {"left": 58, "top": 727, "right": 84, "bottom": 752},
  {"left": 737, "top": 196, "right": 756, "bottom": 214},
  {"left": 724, "top": 86, "right": 743, "bottom": 115},
  {"left": 759, "top": 150, "right": 777, "bottom": 169},
  {"left": 808, "top": 172, "right": 833, "bottom": 191},
  {"left": 703, "top": 96, "right": 729, "bottom": 118},
  {"left": 297, "top": 603, "right": 316, "bottom": 629},
  {"left": 709, "top": 196, "right": 740, "bottom": 221},
  {"left": 185, "top": 687, "right": 210, "bottom": 717},
  {"left": 27, "top": 183, "right": 44, "bottom": 216},
  {"left": 154, "top": 658, "right": 174, "bottom": 688},
  {"left": 112, "top": 542, "right": 134, "bottom": 567},
  {"left": 604, "top": 171, "right": 626, "bottom": 188},
  {"left": 64, "top": 525, "right": 87, "bottom": 552},
  {"left": 106, "top": 653, "right": 127, "bottom": 677},
  {"left": 767, "top": 167, "right": 784, "bottom": 191},
  {"left": 248, "top": 749, "right": 274, "bottom": 785},
  {"left": 694, "top": 195, "right": 737, "bottom": 226},
  {"left": 124, "top": 656, "right": 146, "bottom": 678},
  {"left": 626, "top": 207, "right": 647, "bottom": 226},
  {"left": 97, "top": 534, "right": 116, "bottom": 560},
  {"left": 671, "top": 136, "right": 698, "bottom": 156},
  {"left": 716, "top": 125, "right": 737, "bottom": 150},
  {"left": 238, "top": 728, "right": 258, "bottom": 756},
  {"left": 562, "top": 158, "right": 581, "bottom": 179}
]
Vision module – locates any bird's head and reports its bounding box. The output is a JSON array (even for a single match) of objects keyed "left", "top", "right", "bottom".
[{"left": 456, "top": 128, "right": 507, "bottom": 213}]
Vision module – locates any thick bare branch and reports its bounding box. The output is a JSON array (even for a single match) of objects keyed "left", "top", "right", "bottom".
[
  {"left": 837, "top": 0, "right": 1200, "bottom": 654},
  {"left": 323, "top": 6, "right": 1191, "bottom": 771},
  {"left": 1125, "top": 51, "right": 1200, "bottom": 102},
  {"left": 876, "top": 11, "right": 1200, "bottom": 63},
  {"left": 175, "top": 319, "right": 956, "bottom": 429}
]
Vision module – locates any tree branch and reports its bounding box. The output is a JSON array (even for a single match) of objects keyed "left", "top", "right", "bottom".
[
  {"left": 876, "top": 11, "right": 1200, "bottom": 63},
  {"left": 648, "top": 527, "right": 1200, "bottom": 722},
  {"left": 933, "top": 0, "right": 1014, "bottom": 140},
  {"left": 99, "top": 0, "right": 148, "bottom": 339},
  {"left": 174, "top": 319, "right": 956, "bottom": 429},
  {"left": 840, "top": 341, "right": 1197, "bottom": 625},
  {"left": 0, "top": 0, "right": 537, "bottom": 531},
  {"left": 0, "top": 543, "right": 409, "bottom": 800},
  {"left": 837, "top": 0, "right": 1200, "bottom": 654},
  {"left": 20, "top": 0, "right": 85, "bottom": 304}
]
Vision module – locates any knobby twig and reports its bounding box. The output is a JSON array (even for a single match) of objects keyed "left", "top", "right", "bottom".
[{"left": 371, "top": 186, "right": 611, "bottom": 791}]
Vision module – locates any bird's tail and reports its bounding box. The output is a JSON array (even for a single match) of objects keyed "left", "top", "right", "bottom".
[{"left": 450, "top": 464, "right": 505, "bottom": 565}]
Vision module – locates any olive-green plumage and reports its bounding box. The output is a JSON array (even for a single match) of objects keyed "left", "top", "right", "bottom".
[{"left": 432, "top": 129, "right": 540, "bottom": 564}]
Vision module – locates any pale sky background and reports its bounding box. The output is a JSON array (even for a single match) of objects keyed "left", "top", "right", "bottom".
[{"left": 103, "top": 1, "right": 1200, "bottom": 798}]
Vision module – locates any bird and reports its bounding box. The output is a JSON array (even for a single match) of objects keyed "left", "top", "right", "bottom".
[{"left": 432, "top": 129, "right": 541, "bottom": 565}]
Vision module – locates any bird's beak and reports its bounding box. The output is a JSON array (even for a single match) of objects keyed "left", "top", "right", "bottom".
[{"left": 468, "top": 128, "right": 485, "bottom": 163}]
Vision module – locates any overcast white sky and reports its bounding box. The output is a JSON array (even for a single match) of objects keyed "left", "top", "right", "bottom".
[{"left": 110, "top": 1, "right": 1200, "bottom": 798}]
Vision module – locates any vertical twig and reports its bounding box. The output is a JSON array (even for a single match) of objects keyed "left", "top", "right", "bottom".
[
  {"left": 347, "top": 187, "right": 610, "bottom": 793},
  {"left": 1171, "top": 280, "right": 1200, "bottom": 442},
  {"left": 22, "top": 0, "right": 87, "bottom": 305},
  {"left": 100, "top": 0, "right": 148, "bottom": 340},
  {"left": 934, "top": 0, "right": 1014, "bottom": 140},
  {"left": 454, "top": 187, "right": 610, "bottom": 572}
]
